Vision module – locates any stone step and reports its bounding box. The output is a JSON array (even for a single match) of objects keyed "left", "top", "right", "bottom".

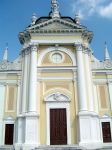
[
  {"left": 34, "top": 145, "right": 85, "bottom": 150},
  {"left": 0, "top": 146, "right": 14, "bottom": 150}
]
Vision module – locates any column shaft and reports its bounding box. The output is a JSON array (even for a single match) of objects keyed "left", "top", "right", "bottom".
[
  {"left": 84, "top": 52, "right": 94, "bottom": 111},
  {"left": 17, "top": 117, "right": 24, "bottom": 143},
  {"left": 108, "top": 82, "right": 112, "bottom": 110},
  {"left": 76, "top": 44, "right": 88, "bottom": 111},
  {"left": 17, "top": 80, "right": 21, "bottom": 115},
  {"left": 28, "top": 45, "right": 37, "bottom": 112},
  {"left": 22, "top": 53, "right": 28, "bottom": 113}
]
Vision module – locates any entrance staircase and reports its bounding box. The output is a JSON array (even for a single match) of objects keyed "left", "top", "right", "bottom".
[
  {"left": 1, "top": 145, "right": 112, "bottom": 150},
  {"left": 0, "top": 146, "right": 14, "bottom": 150},
  {"left": 34, "top": 145, "right": 85, "bottom": 150}
]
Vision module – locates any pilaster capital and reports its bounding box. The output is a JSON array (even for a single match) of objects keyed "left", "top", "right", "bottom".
[
  {"left": 17, "top": 80, "right": 21, "bottom": 86},
  {"left": 107, "top": 80, "right": 112, "bottom": 84},
  {"left": 30, "top": 43, "right": 39, "bottom": 52},
  {"left": 74, "top": 42, "right": 92, "bottom": 55},
  {"left": 74, "top": 42, "right": 83, "bottom": 51},
  {"left": 21, "top": 46, "right": 31, "bottom": 57},
  {"left": 21, "top": 43, "right": 39, "bottom": 56},
  {"left": 21, "top": 50, "right": 25, "bottom": 57},
  {"left": 25, "top": 47, "right": 31, "bottom": 55},
  {"left": 0, "top": 82, "right": 7, "bottom": 86},
  {"left": 83, "top": 45, "right": 91, "bottom": 55}
]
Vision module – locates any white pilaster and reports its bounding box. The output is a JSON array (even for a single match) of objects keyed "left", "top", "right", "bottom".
[
  {"left": 17, "top": 116, "right": 24, "bottom": 144},
  {"left": 22, "top": 44, "right": 39, "bottom": 149},
  {"left": 0, "top": 84, "right": 5, "bottom": 146},
  {"left": 22, "top": 51, "right": 28, "bottom": 113},
  {"left": 28, "top": 44, "right": 38, "bottom": 113},
  {"left": 15, "top": 49, "right": 29, "bottom": 149},
  {"left": 78, "top": 111, "right": 102, "bottom": 148},
  {"left": 24, "top": 114, "right": 38, "bottom": 144},
  {"left": 76, "top": 44, "right": 102, "bottom": 147},
  {"left": 108, "top": 82, "right": 112, "bottom": 110},
  {"left": 0, "top": 84, "right": 5, "bottom": 117},
  {"left": 93, "top": 84, "right": 99, "bottom": 113},
  {"left": 84, "top": 50, "right": 94, "bottom": 111},
  {"left": 75, "top": 44, "right": 88, "bottom": 111},
  {"left": 17, "top": 79, "right": 21, "bottom": 115}
]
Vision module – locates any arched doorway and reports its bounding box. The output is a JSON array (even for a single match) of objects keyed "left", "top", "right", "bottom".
[
  {"left": 44, "top": 92, "right": 71, "bottom": 145},
  {"left": 4, "top": 117, "right": 15, "bottom": 145}
]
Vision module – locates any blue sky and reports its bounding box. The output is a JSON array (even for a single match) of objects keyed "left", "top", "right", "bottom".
[{"left": 0, "top": 0, "right": 112, "bottom": 61}]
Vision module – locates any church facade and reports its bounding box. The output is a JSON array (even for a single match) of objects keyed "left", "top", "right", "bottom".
[{"left": 0, "top": 0, "right": 112, "bottom": 150}]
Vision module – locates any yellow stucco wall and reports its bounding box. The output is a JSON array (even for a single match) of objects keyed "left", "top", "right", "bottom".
[
  {"left": 39, "top": 77, "right": 78, "bottom": 144},
  {"left": 40, "top": 81, "right": 46, "bottom": 144},
  {"left": 38, "top": 46, "right": 76, "bottom": 144},
  {"left": 97, "top": 84, "right": 111, "bottom": 116},
  {"left": 4, "top": 85, "right": 18, "bottom": 118},
  {"left": 0, "top": 74, "right": 18, "bottom": 80},
  {"left": 69, "top": 81, "right": 77, "bottom": 144},
  {"left": 37, "top": 45, "right": 76, "bottom": 67},
  {"left": 0, "top": 73, "right": 19, "bottom": 118},
  {"left": 41, "top": 51, "right": 73, "bottom": 66}
]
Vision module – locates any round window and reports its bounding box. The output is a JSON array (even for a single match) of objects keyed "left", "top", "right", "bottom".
[{"left": 52, "top": 53, "right": 62, "bottom": 63}]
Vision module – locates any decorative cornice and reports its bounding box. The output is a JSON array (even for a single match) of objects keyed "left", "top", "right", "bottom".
[
  {"left": 0, "top": 60, "right": 21, "bottom": 71},
  {"left": 0, "top": 82, "right": 7, "bottom": 86},
  {"left": 19, "top": 17, "right": 93, "bottom": 44},
  {"left": 21, "top": 43, "right": 39, "bottom": 55},
  {"left": 28, "top": 17, "right": 84, "bottom": 30},
  {"left": 104, "top": 60, "right": 112, "bottom": 69},
  {"left": 92, "top": 60, "right": 112, "bottom": 70}
]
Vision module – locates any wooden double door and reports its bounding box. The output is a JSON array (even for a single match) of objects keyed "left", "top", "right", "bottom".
[
  {"left": 50, "top": 108, "right": 67, "bottom": 145},
  {"left": 102, "top": 122, "right": 111, "bottom": 143}
]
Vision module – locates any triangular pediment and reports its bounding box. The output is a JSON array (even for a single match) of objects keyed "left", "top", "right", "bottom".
[
  {"left": 28, "top": 18, "right": 85, "bottom": 31},
  {"left": 39, "top": 21, "right": 74, "bottom": 30}
]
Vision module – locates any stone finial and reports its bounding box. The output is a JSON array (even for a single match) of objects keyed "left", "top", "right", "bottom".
[
  {"left": 3, "top": 45, "right": 8, "bottom": 62},
  {"left": 75, "top": 12, "right": 80, "bottom": 24},
  {"left": 51, "top": 0, "right": 60, "bottom": 18},
  {"left": 31, "top": 13, "right": 37, "bottom": 25},
  {"left": 104, "top": 42, "right": 110, "bottom": 61}
]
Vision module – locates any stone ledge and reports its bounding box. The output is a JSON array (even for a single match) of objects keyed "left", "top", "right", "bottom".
[{"left": 34, "top": 145, "right": 85, "bottom": 150}]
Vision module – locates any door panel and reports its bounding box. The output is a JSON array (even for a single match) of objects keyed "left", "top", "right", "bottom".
[
  {"left": 5, "top": 124, "right": 14, "bottom": 145},
  {"left": 50, "top": 109, "right": 67, "bottom": 145},
  {"left": 102, "top": 122, "right": 111, "bottom": 143}
]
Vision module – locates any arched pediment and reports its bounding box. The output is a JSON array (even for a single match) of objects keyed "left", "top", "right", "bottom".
[
  {"left": 41, "top": 50, "right": 73, "bottom": 66},
  {"left": 102, "top": 114, "right": 111, "bottom": 118},
  {"left": 38, "top": 46, "right": 76, "bottom": 66},
  {"left": 44, "top": 92, "right": 70, "bottom": 102},
  {"left": 4, "top": 116, "right": 15, "bottom": 124}
]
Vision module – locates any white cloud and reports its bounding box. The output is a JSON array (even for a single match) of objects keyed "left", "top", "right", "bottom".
[
  {"left": 99, "top": 3, "right": 112, "bottom": 19},
  {"left": 71, "top": 0, "right": 112, "bottom": 19}
]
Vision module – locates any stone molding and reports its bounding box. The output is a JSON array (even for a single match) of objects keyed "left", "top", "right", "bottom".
[
  {"left": 104, "top": 60, "right": 112, "bottom": 69},
  {"left": 44, "top": 92, "right": 70, "bottom": 102},
  {"left": 0, "top": 61, "right": 21, "bottom": 71},
  {"left": 21, "top": 43, "right": 39, "bottom": 56},
  {"left": 74, "top": 43, "right": 92, "bottom": 55}
]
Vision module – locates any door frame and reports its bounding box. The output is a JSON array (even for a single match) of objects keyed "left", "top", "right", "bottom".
[
  {"left": 46, "top": 102, "right": 71, "bottom": 145},
  {"left": 3, "top": 117, "right": 15, "bottom": 145},
  {"left": 100, "top": 116, "right": 112, "bottom": 143}
]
